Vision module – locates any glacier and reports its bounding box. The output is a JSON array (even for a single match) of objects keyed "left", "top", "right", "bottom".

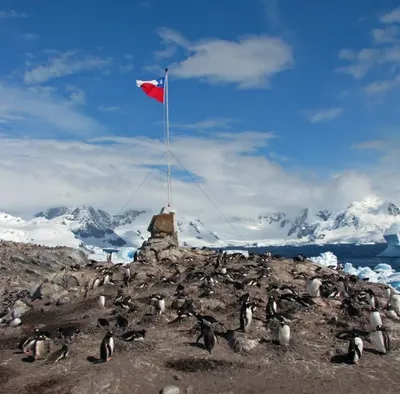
[{"left": 378, "top": 224, "right": 400, "bottom": 258}]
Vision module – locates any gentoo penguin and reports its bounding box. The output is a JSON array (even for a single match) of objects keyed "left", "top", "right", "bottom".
[
  {"left": 115, "top": 315, "right": 129, "bottom": 330},
  {"left": 384, "top": 285, "right": 399, "bottom": 300},
  {"left": 384, "top": 304, "right": 400, "bottom": 321},
  {"left": 196, "top": 321, "right": 217, "bottom": 354},
  {"left": 32, "top": 335, "right": 47, "bottom": 360},
  {"left": 102, "top": 274, "right": 110, "bottom": 286},
  {"left": 369, "top": 308, "right": 382, "bottom": 330},
  {"left": 46, "top": 345, "right": 69, "bottom": 363},
  {"left": 99, "top": 293, "right": 106, "bottom": 309},
  {"left": 337, "top": 277, "right": 350, "bottom": 297},
  {"left": 366, "top": 289, "right": 378, "bottom": 308},
  {"left": 389, "top": 290, "right": 400, "bottom": 314},
  {"left": 371, "top": 325, "right": 390, "bottom": 354},
  {"left": 307, "top": 277, "right": 322, "bottom": 298},
  {"left": 266, "top": 295, "right": 277, "bottom": 319},
  {"left": 93, "top": 278, "right": 101, "bottom": 289},
  {"left": 277, "top": 320, "right": 290, "bottom": 347},
  {"left": 150, "top": 294, "right": 165, "bottom": 315},
  {"left": 100, "top": 331, "right": 114, "bottom": 362},
  {"left": 97, "top": 318, "right": 110, "bottom": 329},
  {"left": 9, "top": 317, "right": 22, "bottom": 327},
  {"left": 120, "top": 329, "right": 146, "bottom": 341},
  {"left": 57, "top": 326, "right": 80, "bottom": 342},
  {"left": 347, "top": 333, "right": 363, "bottom": 364},
  {"left": 240, "top": 301, "right": 254, "bottom": 332}
]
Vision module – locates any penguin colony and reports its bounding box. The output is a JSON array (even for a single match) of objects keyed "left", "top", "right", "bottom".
[{"left": 2, "top": 249, "right": 399, "bottom": 370}]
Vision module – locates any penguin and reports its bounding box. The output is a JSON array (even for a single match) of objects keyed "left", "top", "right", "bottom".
[
  {"left": 115, "top": 315, "right": 129, "bottom": 330},
  {"left": 46, "top": 345, "right": 69, "bottom": 363},
  {"left": 97, "top": 318, "right": 110, "bottom": 329},
  {"left": 369, "top": 308, "right": 382, "bottom": 330},
  {"left": 150, "top": 294, "right": 165, "bottom": 315},
  {"left": 196, "top": 321, "right": 217, "bottom": 354},
  {"left": 93, "top": 278, "right": 101, "bottom": 289},
  {"left": 125, "top": 266, "right": 131, "bottom": 279},
  {"left": 371, "top": 325, "right": 390, "bottom": 354},
  {"left": 389, "top": 291, "right": 400, "bottom": 314},
  {"left": 347, "top": 333, "right": 363, "bottom": 364},
  {"left": 19, "top": 335, "right": 38, "bottom": 355},
  {"left": 9, "top": 317, "right": 22, "bottom": 327},
  {"left": 366, "top": 289, "right": 378, "bottom": 308},
  {"left": 239, "top": 301, "right": 254, "bottom": 332},
  {"left": 384, "top": 304, "right": 400, "bottom": 321},
  {"left": 99, "top": 293, "right": 106, "bottom": 309},
  {"left": 57, "top": 326, "right": 80, "bottom": 342},
  {"left": 277, "top": 320, "right": 290, "bottom": 347},
  {"left": 337, "top": 277, "right": 350, "bottom": 297},
  {"left": 32, "top": 335, "right": 47, "bottom": 360},
  {"left": 307, "top": 277, "right": 322, "bottom": 298},
  {"left": 99, "top": 331, "right": 114, "bottom": 362},
  {"left": 266, "top": 295, "right": 277, "bottom": 319},
  {"left": 120, "top": 329, "right": 146, "bottom": 341},
  {"left": 103, "top": 274, "right": 110, "bottom": 286}
]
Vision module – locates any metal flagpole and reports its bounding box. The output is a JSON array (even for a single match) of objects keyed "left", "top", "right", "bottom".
[{"left": 164, "top": 68, "right": 172, "bottom": 208}]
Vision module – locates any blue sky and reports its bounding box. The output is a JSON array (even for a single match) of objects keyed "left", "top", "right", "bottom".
[{"left": 0, "top": 0, "right": 399, "bottom": 217}]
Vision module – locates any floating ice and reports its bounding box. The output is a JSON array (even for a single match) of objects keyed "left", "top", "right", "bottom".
[
  {"left": 309, "top": 251, "right": 338, "bottom": 268},
  {"left": 307, "top": 253, "right": 400, "bottom": 291},
  {"left": 378, "top": 223, "right": 400, "bottom": 257}
]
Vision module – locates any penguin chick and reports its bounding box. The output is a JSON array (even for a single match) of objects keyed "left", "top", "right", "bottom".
[
  {"left": 99, "top": 331, "right": 114, "bottom": 362},
  {"left": 46, "top": 345, "right": 69, "bottom": 363}
]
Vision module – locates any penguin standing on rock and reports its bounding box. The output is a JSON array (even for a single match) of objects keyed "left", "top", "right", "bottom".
[
  {"left": 347, "top": 333, "right": 363, "bottom": 364},
  {"left": 266, "top": 295, "right": 277, "bottom": 319},
  {"left": 99, "top": 331, "right": 114, "bottom": 362},
  {"left": 277, "top": 318, "right": 290, "bottom": 347},
  {"left": 371, "top": 325, "right": 390, "bottom": 354},
  {"left": 196, "top": 320, "right": 217, "bottom": 355},
  {"left": 150, "top": 294, "right": 165, "bottom": 315},
  {"left": 369, "top": 308, "right": 382, "bottom": 330},
  {"left": 366, "top": 289, "right": 378, "bottom": 308},
  {"left": 99, "top": 293, "right": 106, "bottom": 309},
  {"left": 240, "top": 300, "right": 254, "bottom": 332},
  {"left": 32, "top": 335, "right": 47, "bottom": 360},
  {"left": 307, "top": 277, "right": 322, "bottom": 298}
]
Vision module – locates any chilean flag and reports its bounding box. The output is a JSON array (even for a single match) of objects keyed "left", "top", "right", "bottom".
[{"left": 136, "top": 77, "right": 165, "bottom": 103}]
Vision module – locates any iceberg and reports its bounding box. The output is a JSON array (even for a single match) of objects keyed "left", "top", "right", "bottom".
[
  {"left": 378, "top": 224, "right": 400, "bottom": 257},
  {"left": 308, "top": 252, "right": 400, "bottom": 291},
  {"left": 309, "top": 251, "right": 338, "bottom": 268}
]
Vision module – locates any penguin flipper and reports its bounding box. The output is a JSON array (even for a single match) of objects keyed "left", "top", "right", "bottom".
[{"left": 196, "top": 333, "right": 203, "bottom": 344}]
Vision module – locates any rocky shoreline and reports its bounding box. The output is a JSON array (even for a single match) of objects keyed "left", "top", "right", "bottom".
[{"left": 0, "top": 240, "right": 399, "bottom": 394}]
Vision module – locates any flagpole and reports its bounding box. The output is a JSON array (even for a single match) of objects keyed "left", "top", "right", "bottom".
[{"left": 164, "top": 68, "right": 172, "bottom": 208}]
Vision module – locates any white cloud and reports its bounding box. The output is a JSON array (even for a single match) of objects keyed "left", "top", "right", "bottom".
[
  {"left": 0, "top": 83, "right": 102, "bottom": 135},
  {"left": 20, "top": 33, "right": 39, "bottom": 41},
  {"left": 0, "top": 131, "right": 392, "bottom": 219},
  {"left": 24, "top": 50, "right": 112, "bottom": 85},
  {"left": 363, "top": 77, "right": 400, "bottom": 95},
  {"left": 305, "top": 108, "right": 343, "bottom": 123},
  {"left": 172, "top": 118, "right": 235, "bottom": 131},
  {"left": 380, "top": 8, "right": 400, "bottom": 24},
  {"left": 156, "top": 28, "right": 293, "bottom": 88},
  {"left": 0, "top": 10, "right": 28, "bottom": 18},
  {"left": 97, "top": 105, "right": 120, "bottom": 112},
  {"left": 371, "top": 26, "right": 400, "bottom": 44},
  {"left": 65, "top": 85, "right": 86, "bottom": 105}
]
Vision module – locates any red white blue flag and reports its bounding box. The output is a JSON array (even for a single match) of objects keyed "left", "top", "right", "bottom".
[{"left": 136, "top": 77, "right": 165, "bottom": 103}]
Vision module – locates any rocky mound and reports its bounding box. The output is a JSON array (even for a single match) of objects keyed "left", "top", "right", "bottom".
[{"left": 0, "top": 241, "right": 399, "bottom": 394}]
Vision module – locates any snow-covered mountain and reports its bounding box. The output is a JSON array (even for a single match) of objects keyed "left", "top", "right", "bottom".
[{"left": 1, "top": 197, "right": 399, "bottom": 249}]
